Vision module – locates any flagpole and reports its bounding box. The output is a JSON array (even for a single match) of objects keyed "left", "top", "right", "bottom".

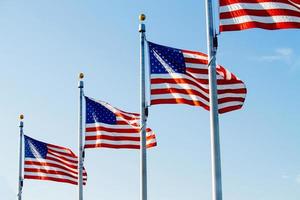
[
  {"left": 139, "top": 14, "right": 148, "bottom": 200},
  {"left": 205, "top": 1, "right": 223, "bottom": 200},
  {"left": 18, "top": 114, "right": 24, "bottom": 200},
  {"left": 78, "top": 73, "right": 84, "bottom": 200}
]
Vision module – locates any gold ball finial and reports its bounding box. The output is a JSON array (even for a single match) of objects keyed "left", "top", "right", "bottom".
[
  {"left": 139, "top": 14, "right": 146, "bottom": 21},
  {"left": 79, "top": 72, "right": 84, "bottom": 79},
  {"left": 19, "top": 114, "right": 24, "bottom": 120}
]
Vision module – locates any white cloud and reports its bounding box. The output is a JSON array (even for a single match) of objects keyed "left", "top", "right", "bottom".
[{"left": 260, "top": 48, "right": 293, "bottom": 63}]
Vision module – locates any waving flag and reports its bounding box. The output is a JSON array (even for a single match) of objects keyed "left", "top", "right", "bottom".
[
  {"left": 24, "top": 135, "right": 87, "bottom": 185},
  {"left": 148, "top": 42, "right": 247, "bottom": 113},
  {"left": 219, "top": 0, "right": 300, "bottom": 31},
  {"left": 85, "top": 96, "right": 157, "bottom": 149}
]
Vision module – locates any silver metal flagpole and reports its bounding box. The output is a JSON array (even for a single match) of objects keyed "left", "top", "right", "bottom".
[
  {"left": 139, "top": 14, "right": 148, "bottom": 200},
  {"left": 78, "top": 73, "right": 84, "bottom": 200},
  {"left": 205, "top": 1, "right": 223, "bottom": 200},
  {"left": 18, "top": 114, "right": 24, "bottom": 200}
]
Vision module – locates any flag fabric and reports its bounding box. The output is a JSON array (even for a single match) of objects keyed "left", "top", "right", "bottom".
[
  {"left": 148, "top": 42, "right": 247, "bottom": 114},
  {"left": 219, "top": 0, "right": 300, "bottom": 31},
  {"left": 24, "top": 135, "right": 87, "bottom": 185},
  {"left": 84, "top": 96, "right": 157, "bottom": 149}
]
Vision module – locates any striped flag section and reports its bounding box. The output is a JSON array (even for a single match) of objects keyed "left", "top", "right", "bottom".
[
  {"left": 24, "top": 135, "right": 87, "bottom": 185},
  {"left": 220, "top": 0, "right": 300, "bottom": 31},
  {"left": 84, "top": 96, "right": 157, "bottom": 149},
  {"left": 148, "top": 42, "right": 247, "bottom": 114}
]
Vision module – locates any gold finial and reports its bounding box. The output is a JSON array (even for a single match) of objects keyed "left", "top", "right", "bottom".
[
  {"left": 79, "top": 72, "right": 84, "bottom": 79},
  {"left": 139, "top": 14, "right": 146, "bottom": 22},
  {"left": 19, "top": 114, "right": 24, "bottom": 120}
]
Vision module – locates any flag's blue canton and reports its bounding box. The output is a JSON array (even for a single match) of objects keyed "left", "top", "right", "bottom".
[
  {"left": 24, "top": 135, "right": 47, "bottom": 159},
  {"left": 148, "top": 42, "right": 186, "bottom": 74},
  {"left": 85, "top": 97, "right": 117, "bottom": 125}
]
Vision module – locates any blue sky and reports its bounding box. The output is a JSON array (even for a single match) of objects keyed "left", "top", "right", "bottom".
[{"left": 0, "top": 0, "right": 299, "bottom": 200}]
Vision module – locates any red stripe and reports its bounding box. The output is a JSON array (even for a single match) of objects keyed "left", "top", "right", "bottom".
[
  {"left": 219, "top": 0, "right": 300, "bottom": 6},
  {"left": 86, "top": 126, "right": 139, "bottom": 133},
  {"left": 24, "top": 175, "right": 86, "bottom": 185},
  {"left": 151, "top": 77, "right": 243, "bottom": 86},
  {"left": 47, "top": 148, "right": 76, "bottom": 158},
  {"left": 46, "top": 156, "right": 77, "bottom": 169},
  {"left": 151, "top": 98, "right": 244, "bottom": 113},
  {"left": 184, "top": 58, "right": 208, "bottom": 64},
  {"left": 151, "top": 98, "right": 210, "bottom": 110},
  {"left": 116, "top": 112, "right": 139, "bottom": 121},
  {"left": 219, "top": 105, "right": 243, "bottom": 114},
  {"left": 221, "top": 9, "right": 300, "bottom": 19},
  {"left": 25, "top": 160, "right": 77, "bottom": 172},
  {"left": 24, "top": 168, "right": 78, "bottom": 180},
  {"left": 182, "top": 49, "right": 208, "bottom": 56},
  {"left": 47, "top": 151, "right": 78, "bottom": 164},
  {"left": 147, "top": 142, "right": 157, "bottom": 148},
  {"left": 218, "top": 97, "right": 245, "bottom": 104},
  {"left": 152, "top": 81, "right": 246, "bottom": 95},
  {"left": 84, "top": 142, "right": 157, "bottom": 149},
  {"left": 85, "top": 135, "right": 155, "bottom": 141},
  {"left": 85, "top": 135, "right": 139, "bottom": 141},
  {"left": 47, "top": 144, "right": 72, "bottom": 153},
  {"left": 186, "top": 68, "right": 208, "bottom": 74},
  {"left": 220, "top": 21, "right": 300, "bottom": 31},
  {"left": 117, "top": 121, "right": 138, "bottom": 126},
  {"left": 151, "top": 88, "right": 209, "bottom": 102}
]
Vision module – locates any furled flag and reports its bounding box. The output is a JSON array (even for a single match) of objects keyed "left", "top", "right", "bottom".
[
  {"left": 24, "top": 135, "right": 87, "bottom": 185},
  {"left": 148, "top": 42, "right": 247, "bottom": 114},
  {"left": 85, "top": 96, "right": 157, "bottom": 149},
  {"left": 219, "top": 0, "right": 300, "bottom": 31}
]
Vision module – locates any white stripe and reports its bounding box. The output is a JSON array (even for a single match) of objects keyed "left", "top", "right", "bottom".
[
  {"left": 151, "top": 82, "right": 246, "bottom": 99},
  {"left": 46, "top": 153, "right": 77, "bottom": 166},
  {"left": 151, "top": 74, "right": 245, "bottom": 90},
  {"left": 85, "top": 129, "right": 154, "bottom": 137},
  {"left": 24, "top": 172, "right": 79, "bottom": 183},
  {"left": 151, "top": 93, "right": 244, "bottom": 106},
  {"left": 186, "top": 65, "right": 232, "bottom": 80},
  {"left": 25, "top": 158, "right": 78, "bottom": 173},
  {"left": 47, "top": 149, "right": 78, "bottom": 162},
  {"left": 47, "top": 146, "right": 72, "bottom": 155},
  {"left": 146, "top": 138, "right": 157, "bottom": 145},
  {"left": 151, "top": 93, "right": 209, "bottom": 105},
  {"left": 220, "top": 2, "right": 300, "bottom": 13},
  {"left": 185, "top": 63, "right": 208, "bottom": 70},
  {"left": 85, "top": 138, "right": 156, "bottom": 146},
  {"left": 85, "top": 131, "right": 140, "bottom": 137},
  {"left": 151, "top": 93, "right": 243, "bottom": 109},
  {"left": 87, "top": 97, "right": 139, "bottom": 118},
  {"left": 182, "top": 52, "right": 208, "bottom": 60},
  {"left": 116, "top": 117, "right": 139, "bottom": 124},
  {"left": 218, "top": 101, "right": 244, "bottom": 110},
  {"left": 85, "top": 139, "right": 140, "bottom": 146},
  {"left": 24, "top": 165, "right": 79, "bottom": 177},
  {"left": 85, "top": 122, "right": 139, "bottom": 129},
  {"left": 221, "top": 15, "right": 300, "bottom": 25}
]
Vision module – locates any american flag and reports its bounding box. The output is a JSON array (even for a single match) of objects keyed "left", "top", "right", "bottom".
[
  {"left": 220, "top": 0, "right": 300, "bottom": 31},
  {"left": 148, "top": 42, "right": 247, "bottom": 114},
  {"left": 84, "top": 96, "right": 157, "bottom": 149},
  {"left": 24, "top": 135, "right": 87, "bottom": 185}
]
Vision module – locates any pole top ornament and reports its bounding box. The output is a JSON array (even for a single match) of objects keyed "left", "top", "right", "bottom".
[
  {"left": 79, "top": 72, "right": 84, "bottom": 79},
  {"left": 19, "top": 114, "right": 24, "bottom": 120},
  {"left": 139, "top": 14, "right": 146, "bottom": 22}
]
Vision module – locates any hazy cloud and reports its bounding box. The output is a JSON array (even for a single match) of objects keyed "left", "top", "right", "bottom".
[
  {"left": 296, "top": 174, "right": 300, "bottom": 184},
  {"left": 260, "top": 48, "right": 293, "bottom": 63},
  {"left": 281, "top": 174, "right": 289, "bottom": 179},
  {"left": 258, "top": 48, "right": 300, "bottom": 71}
]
